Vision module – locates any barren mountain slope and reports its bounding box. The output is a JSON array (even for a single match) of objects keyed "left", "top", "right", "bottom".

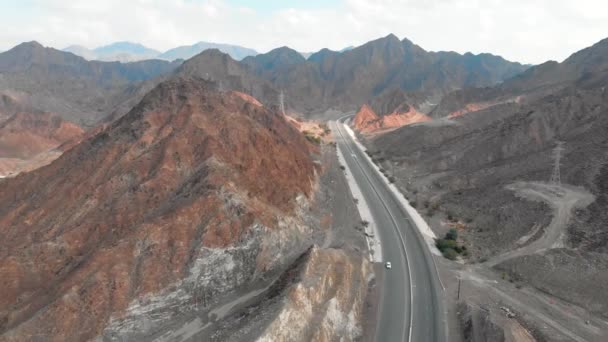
[
  {"left": 430, "top": 37, "right": 608, "bottom": 119},
  {"left": 0, "top": 77, "right": 324, "bottom": 341},
  {"left": 175, "top": 49, "right": 280, "bottom": 109},
  {"left": 243, "top": 34, "right": 528, "bottom": 116},
  {"left": 367, "top": 38, "right": 608, "bottom": 319},
  {"left": 0, "top": 42, "right": 180, "bottom": 126}
]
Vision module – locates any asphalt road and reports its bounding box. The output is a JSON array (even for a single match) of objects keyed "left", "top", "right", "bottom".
[{"left": 331, "top": 118, "right": 446, "bottom": 342}]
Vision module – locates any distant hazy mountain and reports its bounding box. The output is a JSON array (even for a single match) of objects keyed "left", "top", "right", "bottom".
[
  {"left": 63, "top": 42, "right": 161, "bottom": 62},
  {"left": 93, "top": 42, "right": 161, "bottom": 62},
  {"left": 63, "top": 41, "right": 258, "bottom": 62},
  {"left": 300, "top": 46, "right": 354, "bottom": 60},
  {"left": 63, "top": 45, "right": 97, "bottom": 60},
  {"left": 158, "top": 42, "right": 258, "bottom": 61},
  {"left": 299, "top": 51, "right": 314, "bottom": 59}
]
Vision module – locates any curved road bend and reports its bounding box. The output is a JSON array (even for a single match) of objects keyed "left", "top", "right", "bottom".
[{"left": 331, "top": 117, "right": 446, "bottom": 342}]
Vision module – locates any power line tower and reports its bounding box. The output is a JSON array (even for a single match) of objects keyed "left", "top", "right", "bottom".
[
  {"left": 550, "top": 141, "right": 565, "bottom": 185},
  {"left": 279, "top": 90, "right": 286, "bottom": 116}
]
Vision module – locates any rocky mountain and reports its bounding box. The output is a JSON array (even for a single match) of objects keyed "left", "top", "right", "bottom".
[
  {"left": 174, "top": 49, "right": 280, "bottom": 108},
  {"left": 159, "top": 41, "right": 258, "bottom": 61},
  {"left": 0, "top": 111, "right": 84, "bottom": 177},
  {"left": 0, "top": 77, "right": 328, "bottom": 340},
  {"left": 0, "top": 41, "right": 181, "bottom": 126},
  {"left": 366, "top": 36, "right": 608, "bottom": 319},
  {"left": 241, "top": 47, "right": 307, "bottom": 77},
  {"left": 241, "top": 34, "right": 529, "bottom": 116},
  {"left": 430, "top": 37, "right": 608, "bottom": 119}
]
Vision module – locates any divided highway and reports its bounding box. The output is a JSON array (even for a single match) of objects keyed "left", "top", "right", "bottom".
[{"left": 331, "top": 117, "right": 446, "bottom": 342}]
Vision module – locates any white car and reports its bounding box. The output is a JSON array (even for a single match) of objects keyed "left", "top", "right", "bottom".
[{"left": 385, "top": 261, "right": 392, "bottom": 269}]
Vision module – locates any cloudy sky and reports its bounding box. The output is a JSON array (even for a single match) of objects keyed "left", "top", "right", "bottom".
[{"left": 1, "top": 0, "right": 608, "bottom": 64}]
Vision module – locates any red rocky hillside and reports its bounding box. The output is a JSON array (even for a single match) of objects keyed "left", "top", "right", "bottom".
[
  {"left": 0, "top": 111, "right": 84, "bottom": 159},
  {"left": 353, "top": 103, "right": 430, "bottom": 134},
  {"left": 0, "top": 77, "right": 315, "bottom": 341}
]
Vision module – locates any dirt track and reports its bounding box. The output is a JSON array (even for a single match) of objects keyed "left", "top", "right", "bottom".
[{"left": 486, "top": 181, "right": 595, "bottom": 267}]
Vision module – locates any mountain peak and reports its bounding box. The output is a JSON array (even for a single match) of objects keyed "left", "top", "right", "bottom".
[
  {"left": 196, "top": 48, "right": 233, "bottom": 60},
  {"left": 11, "top": 41, "right": 45, "bottom": 52},
  {"left": 308, "top": 48, "right": 339, "bottom": 63},
  {"left": 159, "top": 42, "right": 257, "bottom": 61},
  {"left": 241, "top": 46, "right": 306, "bottom": 73},
  {"left": 265, "top": 46, "right": 306, "bottom": 63},
  {"left": 385, "top": 33, "right": 400, "bottom": 41}
]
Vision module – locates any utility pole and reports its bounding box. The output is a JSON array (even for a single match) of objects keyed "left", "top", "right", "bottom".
[
  {"left": 457, "top": 277, "right": 461, "bottom": 300},
  {"left": 550, "top": 141, "right": 565, "bottom": 185}
]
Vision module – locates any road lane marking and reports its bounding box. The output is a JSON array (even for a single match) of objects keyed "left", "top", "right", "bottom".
[{"left": 334, "top": 120, "right": 414, "bottom": 342}]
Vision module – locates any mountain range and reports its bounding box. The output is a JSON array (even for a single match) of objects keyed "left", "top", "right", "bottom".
[
  {"left": 4, "top": 33, "right": 607, "bottom": 341},
  {"left": 225, "top": 34, "right": 528, "bottom": 116},
  {"left": 61, "top": 41, "right": 358, "bottom": 63},
  {"left": 0, "top": 36, "right": 529, "bottom": 179},
  {"left": 63, "top": 41, "right": 259, "bottom": 62},
  {"left": 0, "top": 41, "right": 182, "bottom": 127}
]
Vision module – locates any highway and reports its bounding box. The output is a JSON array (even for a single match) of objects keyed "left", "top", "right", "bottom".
[{"left": 331, "top": 117, "right": 446, "bottom": 342}]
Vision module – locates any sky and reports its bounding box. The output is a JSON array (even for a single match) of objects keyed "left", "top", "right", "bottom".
[{"left": 1, "top": 0, "right": 608, "bottom": 64}]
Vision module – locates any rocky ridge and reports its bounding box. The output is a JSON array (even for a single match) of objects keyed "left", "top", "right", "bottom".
[{"left": 0, "top": 77, "right": 324, "bottom": 341}]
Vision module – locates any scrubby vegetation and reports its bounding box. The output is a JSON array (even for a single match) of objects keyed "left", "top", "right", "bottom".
[
  {"left": 303, "top": 131, "right": 321, "bottom": 144},
  {"left": 435, "top": 228, "right": 469, "bottom": 260},
  {"left": 319, "top": 123, "right": 331, "bottom": 135}
]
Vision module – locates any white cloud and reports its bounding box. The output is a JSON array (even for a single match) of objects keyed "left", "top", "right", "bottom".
[{"left": 0, "top": 0, "right": 607, "bottom": 64}]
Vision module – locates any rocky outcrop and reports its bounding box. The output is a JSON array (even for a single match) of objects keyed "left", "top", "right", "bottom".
[
  {"left": 257, "top": 247, "right": 371, "bottom": 342},
  {"left": 353, "top": 104, "right": 430, "bottom": 134},
  {"left": 458, "top": 302, "right": 505, "bottom": 342},
  {"left": 447, "top": 103, "right": 494, "bottom": 119},
  {"left": 0, "top": 77, "right": 316, "bottom": 341}
]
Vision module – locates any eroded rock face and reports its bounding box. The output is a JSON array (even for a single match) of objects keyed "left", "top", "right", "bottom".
[
  {"left": 353, "top": 104, "right": 430, "bottom": 134},
  {"left": 458, "top": 302, "right": 506, "bottom": 342},
  {"left": 257, "top": 247, "right": 371, "bottom": 342},
  {"left": 0, "top": 77, "right": 315, "bottom": 341}
]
